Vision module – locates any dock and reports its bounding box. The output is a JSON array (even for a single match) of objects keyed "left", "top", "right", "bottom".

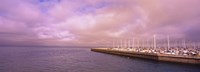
[{"left": 91, "top": 48, "right": 200, "bottom": 64}]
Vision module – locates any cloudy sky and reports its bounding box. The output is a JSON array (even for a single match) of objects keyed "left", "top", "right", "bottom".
[{"left": 0, "top": 0, "right": 200, "bottom": 46}]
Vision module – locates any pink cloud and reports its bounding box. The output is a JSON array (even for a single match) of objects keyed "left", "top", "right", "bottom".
[{"left": 0, "top": 0, "right": 200, "bottom": 46}]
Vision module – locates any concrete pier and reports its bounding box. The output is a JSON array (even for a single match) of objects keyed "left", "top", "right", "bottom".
[{"left": 91, "top": 48, "right": 200, "bottom": 64}]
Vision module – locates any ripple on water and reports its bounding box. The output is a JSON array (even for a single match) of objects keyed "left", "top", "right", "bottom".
[{"left": 0, "top": 47, "right": 199, "bottom": 72}]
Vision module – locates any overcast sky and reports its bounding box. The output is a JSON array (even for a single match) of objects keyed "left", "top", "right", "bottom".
[{"left": 0, "top": 0, "right": 200, "bottom": 46}]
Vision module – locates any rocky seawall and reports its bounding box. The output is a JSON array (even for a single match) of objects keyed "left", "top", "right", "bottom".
[{"left": 91, "top": 48, "right": 200, "bottom": 64}]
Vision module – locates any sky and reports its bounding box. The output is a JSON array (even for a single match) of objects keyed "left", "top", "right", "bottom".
[{"left": 0, "top": 0, "right": 200, "bottom": 46}]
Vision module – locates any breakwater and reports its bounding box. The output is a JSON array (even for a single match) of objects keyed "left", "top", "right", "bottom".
[{"left": 91, "top": 48, "right": 200, "bottom": 64}]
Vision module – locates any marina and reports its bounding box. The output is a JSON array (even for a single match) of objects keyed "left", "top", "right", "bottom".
[{"left": 91, "top": 35, "right": 200, "bottom": 64}]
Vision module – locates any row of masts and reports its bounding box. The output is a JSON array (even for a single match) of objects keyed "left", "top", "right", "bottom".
[{"left": 110, "top": 35, "right": 200, "bottom": 49}]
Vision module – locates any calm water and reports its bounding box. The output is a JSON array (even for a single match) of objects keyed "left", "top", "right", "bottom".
[{"left": 0, "top": 47, "right": 199, "bottom": 72}]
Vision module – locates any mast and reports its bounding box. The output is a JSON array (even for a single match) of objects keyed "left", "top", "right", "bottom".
[
  {"left": 143, "top": 40, "right": 145, "bottom": 48},
  {"left": 112, "top": 40, "right": 115, "bottom": 48},
  {"left": 167, "top": 35, "right": 170, "bottom": 50},
  {"left": 124, "top": 39, "right": 127, "bottom": 48},
  {"left": 137, "top": 39, "right": 140, "bottom": 48},
  {"left": 146, "top": 39, "right": 149, "bottom": 48},
  {"left": 127, "top": 39, "right": 129, "bottom": 48},
  {"left": 120, "top": 39, "right": 123, "bottom": 48},
  {"left": 182, "top": 39, "right": 186, "bottom": 48},
  {"left": 117, "top": 40, "right": 120, "bottom": 48},
  {"left": 128, "top": 39, "right": 131, "bottom": 48},
  {"left": 132, "top": 39, "right": 134, "bottom": 48},
  {"left": 153, "top": 35, "right": 157, "bottom": 49},
  {"left": 193, "top": 42, "right": 196, "bottom": 49}
]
